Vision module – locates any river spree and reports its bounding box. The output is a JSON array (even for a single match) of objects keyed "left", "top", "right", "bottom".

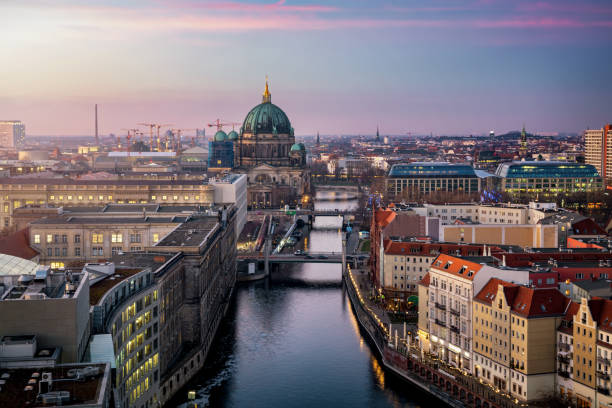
[{"left": 172, "top": 199, "right": 436, "bottom": 407}]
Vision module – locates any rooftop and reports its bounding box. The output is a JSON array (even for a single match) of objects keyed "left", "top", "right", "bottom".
[
  {"left": 495, "top": 161, "right": 600, "bottom": 179},
  {"left": 88, "top": 267, "right": 143, "bottom": 305},
  {"left": 156, "top": 216, "right": 219, "bottom": 247},
  {"left": 0, "top": 363, "right": 109, "bottom": 407},
  {"left": 388, "top": 162, "right": 478, "bottom": 178}
]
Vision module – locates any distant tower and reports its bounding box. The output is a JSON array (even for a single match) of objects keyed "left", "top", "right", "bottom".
[
  {"left": 520, "top": 125, "right": 527, "bottom": 157},
  {"left": 376, "top": 125, "right": 380, "bottom": 142},
  {"left": 316, "top": 131, "right": 320, "bottom": 147},
  {"left": 94, "top": 104, "right": 99, "bottom": 146},
  {"left": 489, "top": 130, "right": 495, "bottom": 149}
]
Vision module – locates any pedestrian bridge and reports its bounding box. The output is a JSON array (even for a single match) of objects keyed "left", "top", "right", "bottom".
[{"left": 238, "top": 252, "right": 343, "bottom": 264}]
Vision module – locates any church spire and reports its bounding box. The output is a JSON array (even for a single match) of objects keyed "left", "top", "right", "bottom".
[
  {"left": 376, "top": 125, "right": 380, "bottom": 142},
  {"left": 316, "top": 131, "right": 320, "bottom": 146},
  {"left": 262, "top": 76, "right": 271, "bottom": 103}
]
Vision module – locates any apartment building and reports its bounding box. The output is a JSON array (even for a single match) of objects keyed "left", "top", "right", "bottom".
[
  {"left": 381, "top": 241, "right": 492, "bottom": 299},
  {"left": 410, "top": 202, "right": 556, "bottom": 225},
  {"left": 473, "top": 278, "right": 569, "bottom": 402},
  {"left": 418, "top": 254, "right": 535, "bottom": 373},
  {"left": 557, "top": 298, "right": 612, "bottom": 408}
]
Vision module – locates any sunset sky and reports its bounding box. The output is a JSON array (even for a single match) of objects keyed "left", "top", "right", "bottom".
[{"left": 1, "top": 0, "right": 611, "bottom": 136}]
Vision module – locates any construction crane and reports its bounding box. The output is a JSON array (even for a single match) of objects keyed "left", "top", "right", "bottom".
[
  {"left": 138, "top": 123, "right": 173, "bottom": 151},
  {"left": 169, "top": 128, "right": 196, "bottom": 152},
  {"left": 207, "top": 119, "right": 240, "bottom": 134},
  {"left": 121, "top": 128, "right": 139, "bottom": 156}
]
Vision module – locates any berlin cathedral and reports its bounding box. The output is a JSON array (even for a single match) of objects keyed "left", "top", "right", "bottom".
[{"left": 210, "top": 81, "right": 310, "bottom": 207}]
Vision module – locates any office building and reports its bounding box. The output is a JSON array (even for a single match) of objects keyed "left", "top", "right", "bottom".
[
  {"left": 585, "top": 124, "right": 612, "bottom": 185},
  {"left": 495, "top": 161, "right": 603, "bottom": 197},
  {"left": 0, "top": 120, "right": 25, "bottom": 149}
]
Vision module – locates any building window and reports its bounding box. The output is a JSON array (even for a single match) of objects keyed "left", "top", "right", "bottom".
[
  {"left": 130, "top": 234, "right": 141, "bottom": 243},
  {"left": 61, "top": 234, "right": 67, "bottom": 243},
  {"left": 54, "top": 247, "right": 60, "bottom": 257},
  {"left": 46, "top": 234, "right": 52, "bottom": 243},
  {"left": 33, "top": 234, "right": 40, "bottom": 244},
  {"left": 92, "top": 247, "right": 103, "bottom": 256},
  {"left": 112, "top": 246, "right": 122, "bottom": 255},
  {"left": 153, "top": 233, "right": 159, "bottom": 243},
  {"left": 74, "top": 234, "right": 80, "bottom": 243},
  {"left": 62, "top": 247, "right": 67, "bottom": 257},
  {"left": 47, "top": 247, "right": 52, "bottom": 257},
  {"left": 112, "top": 233, "right": 123, "bottom": 243},
  {"left": 92, "top": 233, "right": 103, "bottom": 244},
  {"left": 75, "top": 247, "right": 81, "bottom": 256}
]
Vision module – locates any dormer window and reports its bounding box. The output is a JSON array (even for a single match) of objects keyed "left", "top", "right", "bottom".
[
  {"left": 459, "top": 266, "right": 467, "bottom": 275},
  {"left": 444, "top": 261, "right": 452, "bottom": 269}
]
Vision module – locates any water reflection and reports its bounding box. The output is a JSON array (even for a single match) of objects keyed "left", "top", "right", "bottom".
[{"left": 171, "top": 199, "right": 440, "bottom": 408}]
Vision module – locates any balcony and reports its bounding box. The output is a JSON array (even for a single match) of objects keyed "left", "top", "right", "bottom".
[
  {"left": 558, "top": 370, "right": 570, "bottom": 379},
  {"left": 435, "top": 318, "right": 447, "bottom": 327},
  {"left": 598, "top": 387, "right": 610, "bottom": 396},
  {"left": 597, "top": 371, "right": 610, "bottom": 380},
  {"left": 558, "top": 343, "right": 571, "bottom": 352},
  {"left": 599, "top": 357, "right": 610, "bottom": 366},
  {"left": 435, "top": 302, "right": 446, "bottom": 311},
  {"left": 450, "top": 325, "right": 460, "bottom": 334},
  {"left": 450, "top": 308, "right": 460, "bottom": 316},
  {"left": 557, "top": 355, "right": 571, "bottom": 364}
]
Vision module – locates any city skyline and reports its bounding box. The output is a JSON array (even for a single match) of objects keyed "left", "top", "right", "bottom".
[{"left": 1, "top": 0, "right": 611, "bottom": 136}]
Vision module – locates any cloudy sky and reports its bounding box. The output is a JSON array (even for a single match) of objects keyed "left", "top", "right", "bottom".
[{"left": 1, "top": 0, "right": 611, "bottom": 137}]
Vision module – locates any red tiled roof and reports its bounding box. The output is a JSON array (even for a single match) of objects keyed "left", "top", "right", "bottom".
[
  {"left": 475, "top": 277, "right": 570, "bottom": 318},
  {"left": 419, "top": 273, "right": 430, "bottom": 287},
  {"left": 430, "top": 253, "right": 483, "bottom": 281},
  {"left": 0, "top": 228, "right": 38, "bottom": 260},
  {"left": 587, "top": 299, "right": 612, "bottom": 334},
  {"left": 474, "top": 278, "right": 518, "bottom": 304}
]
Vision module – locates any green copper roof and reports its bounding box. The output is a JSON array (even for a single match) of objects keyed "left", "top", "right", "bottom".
[
  {"left": 242, "top": 102, "right": 292, "bottom": 135},
  {"left": 290, "top": 143, "right": 303, "bottom": 151},
  {"left": 227, "top": 130, "right": 239, "bottom": 140},
  {"left": 214, "top": 130, "right": 227, "bottom": 141}
]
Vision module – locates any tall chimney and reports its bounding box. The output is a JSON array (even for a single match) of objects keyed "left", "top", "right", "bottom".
[{"left": 95, "top": 104, "right": 99, "bottom": 146}]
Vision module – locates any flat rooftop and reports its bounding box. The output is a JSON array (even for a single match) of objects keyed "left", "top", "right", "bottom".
[
  {"left": 156, "top": 217, "right": 219, "bottom": 247},
  {"left": 0, "top": 363, "right": 109, "bottom": 407},
  {"left": 31, "top": 216, "right": 186, "bottom": 225},
  {"left": 89, "top": 268, "right": 143, "bottom": 305}
]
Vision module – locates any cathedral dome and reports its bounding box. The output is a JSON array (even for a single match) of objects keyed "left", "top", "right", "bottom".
[
  {"left": 214, "top": 130, "right": 227, "bottom": 141},
  {"left": 290, "top": 143, "right": 305, "bottom": 152},
  {"left": 227, "top": 130, "right": 239, "bottom": 141},
  {"left": 241, "top": 81, "right": 292, "bottom": 135}
]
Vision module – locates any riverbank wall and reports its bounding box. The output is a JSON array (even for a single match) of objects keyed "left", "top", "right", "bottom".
[{"left": 342, "top": 267, "right": 528, "bottom": 408}]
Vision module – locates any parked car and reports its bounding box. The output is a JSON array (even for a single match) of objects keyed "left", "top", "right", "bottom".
[
  {"left": 294, "top": 250, "right": 305, "bottom": 256},
  {"left": 318, "top": 255, "right": 328, "bottom": 259}
]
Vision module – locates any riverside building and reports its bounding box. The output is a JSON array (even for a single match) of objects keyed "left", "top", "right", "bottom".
[
  {"left": 472, "top": 278, "right": 569, "bottom": 402},
  {"left": 89, "top": 205, "right": 238, "bottom": 407}
]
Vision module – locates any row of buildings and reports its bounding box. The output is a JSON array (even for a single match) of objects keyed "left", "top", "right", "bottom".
[
  {"left": 0, "top": 203, "right": 239, "bottom": 407},
  {"left": 416, "top": 249, "right": 612, "bottom": 407},
  {"left": 386, "top": 161, "right": 603, "bottom": 199}
]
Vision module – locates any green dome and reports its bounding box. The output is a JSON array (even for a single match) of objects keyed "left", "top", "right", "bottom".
[
  {"left": 227, "top": 130, "right": 239, "bottom": 141},
  {"left": 214, "top": 130, "right": 227, "bottom": 141},
  {"left": 242, "top": 102, "right": 292, "bottom": 135},
  {"left": 290, "top": 143, "right": 304, "bottom": 152}
]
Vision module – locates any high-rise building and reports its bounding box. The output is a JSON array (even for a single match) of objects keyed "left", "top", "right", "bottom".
[
  {"left": 585, "top": 124, "right": 612, "bottom": 185},
  {"left": 0, "top": 120, "right": 25, "bottom": 148}
]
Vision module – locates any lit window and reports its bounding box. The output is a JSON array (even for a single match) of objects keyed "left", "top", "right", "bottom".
[
  {"left": 49, "top": 195, "right": 55, "bottom": 201},
  {"left": 112, "top": 233, "right": 123, "bottom": 243},
  {"left": 92, "top": 233, "right": 103, "bottom": 244},
  {"left": 67, "top": 195, "right": 72, "bottom": 200},
  {"left": 88, "top": 195, "right": 93, "bottom": 200},
  {"left": 99, "top": 195, "right": 104, "bottom": 200},
  {"left": 151, "top": 195, "right": 156, "bottom": 200},
  {"left": 78, "top": 195, "right": 83, "bottom": 200},
  {"left": 173, "top": 195, "right": 178, "bottom": 201},
  {"left": 46, "top": 234, "right": 53, "bottom": 243},
  {"left": 34, "top": 234, "right": 40, "bottom": 244},
  {"left": 184, "top": 195, "right": 189, "bottom": 201},
  {"left": 162, "top": 195, "right": 167, "bottom": 201},
  {"left": 153, "top": 233, "right": 159, "bottom": 243},
  {"left": 108, "top": 195, "right": 113, "bottom": 200}
]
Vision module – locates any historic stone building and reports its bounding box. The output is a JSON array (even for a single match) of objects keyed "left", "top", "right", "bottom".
[{"left": 234, "top": 81, "right": 309, "bottom": 207}]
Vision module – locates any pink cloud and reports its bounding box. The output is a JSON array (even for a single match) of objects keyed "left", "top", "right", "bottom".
[
  {"left": 516, "top": 1, "right": 612, "bottom": 14},
  {"left": 158, "top": 0, "right": 339, "bottom": 13}
]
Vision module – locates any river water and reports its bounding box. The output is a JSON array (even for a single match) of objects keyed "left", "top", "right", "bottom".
[{"left": 171, "top": 196, "right": 435, "bottom": 408}]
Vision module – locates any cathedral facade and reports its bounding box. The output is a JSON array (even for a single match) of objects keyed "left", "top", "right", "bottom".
[{"left": 234, "top": 82, "right": 309, "bottom": 208}]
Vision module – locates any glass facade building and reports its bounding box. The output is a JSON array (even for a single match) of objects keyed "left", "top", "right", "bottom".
[
  {"left": 495, "top": 161, "right": 603, "bottom": 196},
  {"left": 208, "top": 141, "right": 235, "bottom": 169},
  {"left": 386, "top": 163, "right": 484, "bottom": 197}
]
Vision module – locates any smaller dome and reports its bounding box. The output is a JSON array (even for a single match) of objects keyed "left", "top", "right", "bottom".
[
  {"left": 214, "top": 130, "right": 227, "bottom": 141},
  {"left": 290, "top": 143, "right": 304, "bottom": 152},
  {"left": 227, "top": 130, "right": 239, "bottom": 141}
]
